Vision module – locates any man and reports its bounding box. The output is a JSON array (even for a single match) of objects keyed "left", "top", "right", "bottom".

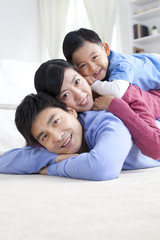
[{"left": 0, "top": 92, "right": 160, "bottom": 181}]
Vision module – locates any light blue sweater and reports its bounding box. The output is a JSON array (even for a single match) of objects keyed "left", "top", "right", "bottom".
[{"left": 107, "top": 50, "right": 160, "bottom": 91}]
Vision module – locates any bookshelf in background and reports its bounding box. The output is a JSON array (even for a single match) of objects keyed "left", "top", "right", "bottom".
[{"left": 129, "top": 0, "right": 160, "bottom": 54}]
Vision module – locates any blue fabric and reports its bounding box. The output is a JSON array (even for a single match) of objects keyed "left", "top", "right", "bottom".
[
  {"left": 107, "top": 50, "right": 160, "bottom": 91},
  {"left": 1, "top": 110, "right": 160, "bottom": 180}
]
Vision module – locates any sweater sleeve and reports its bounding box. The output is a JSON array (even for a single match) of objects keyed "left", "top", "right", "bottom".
[
  {"left": 91, "top": 79, "right": 129, "bottom": 98},
  {"left": 0, "top": 146, "right": 57, "bottom": 174},
  {"left": 107, "top": 96, "right": 160, "bottom": 160}
]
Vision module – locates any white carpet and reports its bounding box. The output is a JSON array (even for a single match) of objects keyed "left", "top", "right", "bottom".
[{"left": 0, "top": 167, "right": 160, "bottom": 240}]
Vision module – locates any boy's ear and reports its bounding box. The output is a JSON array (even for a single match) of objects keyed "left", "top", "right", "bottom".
[
  {"left": 102, "top": 43, "right": 110, "bottom": 56},
  {"left": 67, "top": 107, "right": 78, "bottom": 118}
]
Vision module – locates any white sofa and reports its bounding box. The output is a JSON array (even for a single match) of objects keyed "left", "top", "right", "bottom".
[{"left": 0, "top": 59, "right": 40, "bottom": 155}]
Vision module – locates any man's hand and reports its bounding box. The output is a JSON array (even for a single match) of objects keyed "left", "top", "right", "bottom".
[
  {"left": 85, "top": 76, "right": 97, "bottom": 86},
  {"left": 38, "top": 154, "right": 79, "bottom": 175},
  {"left": 55, "top": 153, "right": 79, "bottom": 163},
  {"left": 39, "top": 166, "right": 48, "bottom": 175},
  {"left": 94, "top": 95, "right": 115, "bottom": 110}
]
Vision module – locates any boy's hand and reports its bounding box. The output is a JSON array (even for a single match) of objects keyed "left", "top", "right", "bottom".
[
  {"left": 55, "top": 153, "right": 79, "bottom": 163},
  {"left": 94, "top": 95, "right": 115, "bottom": 110},
  {"left": 85, "top": 76, "right": 97, "bottom": 86}
]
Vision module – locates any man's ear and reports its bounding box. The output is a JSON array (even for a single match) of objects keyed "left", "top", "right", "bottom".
[
  {"left": 102, "top": 43, "right": 110, "bottom": 56},
  {"left": 67, "top": 107, "right": 78, "bottom": 118}
]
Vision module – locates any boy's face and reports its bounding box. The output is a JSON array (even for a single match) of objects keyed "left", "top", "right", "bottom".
[
  {"left": 72, "top": 41, "right": 109, "bottom": 81},
  {"left": 31, "top": 106, "right": 83, "bottom": 154},
  {"left": 57, "top": 68, "right": 94, "bottom": 112}
]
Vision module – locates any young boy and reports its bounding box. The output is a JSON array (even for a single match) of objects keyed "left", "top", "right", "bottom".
[{"left": 62, "top": 28, "right": 160, "bottom": 98}]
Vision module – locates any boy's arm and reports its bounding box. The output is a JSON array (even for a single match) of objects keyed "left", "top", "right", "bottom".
[
  {"left": 91, "top": 79, "right": 129, "bottom": 98},
  {"left": 0, "top": 146, "right": 57, "bottom": 174}
]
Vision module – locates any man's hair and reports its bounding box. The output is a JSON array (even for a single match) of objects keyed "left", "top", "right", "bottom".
[
  {"left": 34, "top": 59, "right": 75, "bottom": 97},
  {"left": 63, "top": 28, "right": 102, "bottom": 63},
  {"left": 15, "top": 92, "right": 68, "bottom": 146}
]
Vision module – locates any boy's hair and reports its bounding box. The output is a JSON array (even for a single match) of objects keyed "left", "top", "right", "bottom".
[
  {"left": 15, "top": 92, "right": 68, "bottom": 147},
  {"left": 34, "top": 59, "right": 75, "bottom": 98},
  {"left": 63, "top": 28, "right": 102, "bottom": 63}
]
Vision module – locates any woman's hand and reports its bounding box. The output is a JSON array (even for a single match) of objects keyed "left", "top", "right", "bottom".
[{"left": 94, "top": 95, "right": 115, "bottom": 110}]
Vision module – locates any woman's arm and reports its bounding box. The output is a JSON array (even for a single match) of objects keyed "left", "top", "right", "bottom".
[
  {"left": 107, "top": 96, "right": 160, "bottom": 160},
  {"left": 94, "top": 83, "right": 160, "bottom": 160}
]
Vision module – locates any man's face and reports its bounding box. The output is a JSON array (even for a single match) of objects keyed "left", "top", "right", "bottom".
[
  {"left": 31, "top": 107, "right": 83, "bottom": 154},
  {"left": 72, "top": 41, "right": 109, "bottom": 81},
  {"left": 57, "top": 68, "right": 94, "bottom": 112}
]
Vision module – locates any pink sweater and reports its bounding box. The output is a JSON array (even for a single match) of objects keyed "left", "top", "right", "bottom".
[{"left": 107, "top": 84, "right": 160, "bottom": 160}]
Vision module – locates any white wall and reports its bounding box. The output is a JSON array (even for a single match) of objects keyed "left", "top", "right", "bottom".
[{"left": 0, "top": 0, "right": 42, "bottom": 62}]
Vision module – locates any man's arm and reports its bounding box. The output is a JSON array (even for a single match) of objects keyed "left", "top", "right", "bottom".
[{"left": 0, "top": 146, "right": 57, "bottom": 174}]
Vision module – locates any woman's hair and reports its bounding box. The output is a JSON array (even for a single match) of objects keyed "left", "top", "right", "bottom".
[
  {"left": 34, "top": 59, "right": 75, "bottom": 98},
  {"left": 63, "top": 28, "right": 102, "bottom": 63},
  {"left": 15, "top": 92, "right": 68, "bottom": 146}
]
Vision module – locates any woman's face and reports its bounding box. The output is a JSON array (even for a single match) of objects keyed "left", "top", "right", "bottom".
[{"left": 57, "top": 68, "right": 94, "bottom": 112}]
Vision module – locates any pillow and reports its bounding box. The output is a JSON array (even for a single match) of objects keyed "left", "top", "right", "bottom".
[{"left": 0, "top": 59, "right": 40, "bottom": 154}]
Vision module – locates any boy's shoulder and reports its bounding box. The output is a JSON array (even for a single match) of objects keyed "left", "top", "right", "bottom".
[{"left": 109, "top": 50, "right": 128, "bottom": 62}]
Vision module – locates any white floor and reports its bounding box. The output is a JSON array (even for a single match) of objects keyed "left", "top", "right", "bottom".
[{"left": 0, "top": 167, "right": 160, "bottom": 240}]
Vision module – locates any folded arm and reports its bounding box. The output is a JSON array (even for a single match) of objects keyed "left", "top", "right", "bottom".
[{"left": 0, "top": 146, "right": 57, "bottom": 174}]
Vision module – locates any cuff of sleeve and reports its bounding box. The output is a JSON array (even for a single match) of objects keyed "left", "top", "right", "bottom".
[{"left": 47, "top": 164, "right": 57, "bottom": 176}]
